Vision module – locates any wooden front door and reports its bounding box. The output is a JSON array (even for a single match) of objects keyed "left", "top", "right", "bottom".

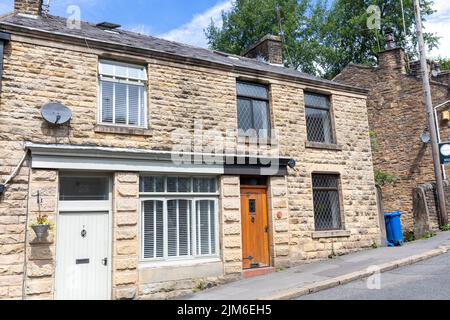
[{"left": 241, "top": 187, "right": 270, "bottom": 269}]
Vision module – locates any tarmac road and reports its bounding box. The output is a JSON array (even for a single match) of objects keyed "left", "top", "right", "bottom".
[{"left": 297, "top": 252, "right": 450, "bottom": 300}]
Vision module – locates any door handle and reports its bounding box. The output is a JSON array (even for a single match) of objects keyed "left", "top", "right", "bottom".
[{"left": 102, "top": 257, "right": 108, "bottom": 266}]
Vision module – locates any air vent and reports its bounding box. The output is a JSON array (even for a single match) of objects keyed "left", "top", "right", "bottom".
[{"left": 96, "top": 22, "right": 121, "bottom": 30}]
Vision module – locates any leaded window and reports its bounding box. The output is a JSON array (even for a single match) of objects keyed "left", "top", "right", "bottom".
[
  {"left": 312, "top": 174, "right": 342, "bottom": 231},
  {"left": 237, "top": 81, "right": 270, "bottom": 138},
  {"left": 305, "top": 92, "right": 334, "bottom": 144}
]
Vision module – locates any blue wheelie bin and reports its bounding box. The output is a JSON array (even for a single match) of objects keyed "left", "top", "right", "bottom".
[{"left": 384, "top": 211, "right": 404, "bottom": 246}]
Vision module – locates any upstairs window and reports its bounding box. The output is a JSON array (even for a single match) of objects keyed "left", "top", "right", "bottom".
[
  {"left": 98, "top": 60, "right": 147, "bottom": 128},
  {"left": 305, "top": 92, "right": 334, "bottom": 144},
  {"left": 237, "top": 81, "right": 270, "bottom": 138}
]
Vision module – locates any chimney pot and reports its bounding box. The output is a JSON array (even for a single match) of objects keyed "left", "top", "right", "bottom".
[
  {"left": 385, "top": 32, "right": 396, "bottom": 50},
  {"left": 14, "top": 0, "right": 44, "bottom": 17},
  {"left": 242, "top": 35, "right": 283, "bottom": 65}
]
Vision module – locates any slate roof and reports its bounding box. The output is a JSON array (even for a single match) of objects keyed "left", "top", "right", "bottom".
[{"left": 0, "top": 13, "right": 365, "bottom": 93}]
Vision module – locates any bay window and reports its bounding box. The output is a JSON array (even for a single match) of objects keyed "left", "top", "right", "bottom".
[{"left": 140, "top": 176, "right": 219, "bottom": 261}]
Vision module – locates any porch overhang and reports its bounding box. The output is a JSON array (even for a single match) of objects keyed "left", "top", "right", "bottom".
[{"left": 25, "top": 143, "right": 293, "bottom": 176}]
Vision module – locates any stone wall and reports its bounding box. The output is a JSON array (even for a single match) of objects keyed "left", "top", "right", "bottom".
[
  {"left": 414, "top": 181, "right": 450, "bottom": 238},
  {"left": 24, "top": 169, "right": 58, "bottom": 300},
  {"left": 0, "top": 35, "right": 380, "bottom": 299},
  {"left": 335, "top": 48, "right": 450, "bottom": 232},
  {"left": 112, "top": 172, "right": 139, "bottom": 300},
  {"left": 219, "top": 176, "right": 243, "bottom": 276},
  {"left": 271, "top": 82, "right": 380, "bottom": 263},
  {"left": 268, "top": 176, "right": 290, "bottom": 267}
]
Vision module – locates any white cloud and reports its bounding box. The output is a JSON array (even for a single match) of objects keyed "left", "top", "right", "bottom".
[
  {"left": 158, "top": 0, "right": 233, "bottom": 48},
  {"left": 426, "top": 0, "right": 450, "bottom": 58}
]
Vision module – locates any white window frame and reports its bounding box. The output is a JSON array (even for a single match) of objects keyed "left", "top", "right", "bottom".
[
  {"left": 98, "top": 60, "right": 148, "bottom": 129},
  {"left": 139, "top": 197, "right": 219, "bottom": 263},
  {"left": 139, "top": 176, "right": 220, "bottom": 263}
]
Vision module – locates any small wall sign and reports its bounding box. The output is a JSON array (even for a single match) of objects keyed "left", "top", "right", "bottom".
[{"left": 439, "top": 142, "right": 450, "bottom": 165}]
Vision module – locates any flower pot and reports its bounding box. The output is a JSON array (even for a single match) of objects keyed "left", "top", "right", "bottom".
[{"left": 32, "top": 224, "right": 49, "bottom": 242}]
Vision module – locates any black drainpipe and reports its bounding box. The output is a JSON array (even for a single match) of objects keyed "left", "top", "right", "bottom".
[{"left": 0, "top": 32, "right": 11, "bottom": 94}]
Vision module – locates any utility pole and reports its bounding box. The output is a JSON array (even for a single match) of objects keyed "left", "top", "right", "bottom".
[{"left": 413, "top": 0, "right": 448, "bottom": 226}]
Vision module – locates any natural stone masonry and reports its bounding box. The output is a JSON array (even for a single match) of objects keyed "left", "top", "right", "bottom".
[
  {"left": 112, "top": 172, "right": 139, "bottom": 300},
  {"left": 268, "top": 176, "right": 290, "bottom": 268},
  {"left": 25, "top": 169, "right": 58, "bottom": 300},
  {"left": 414, "top": 180, "right": 450, "bottom": 238},
  {"left": 335, "top": 47, "right": 450, "bottom": 232},
  {"left": 271, "top": 83, "right": 380, "bottom": 263},
  {"left": 0, "top": 32, "right": 380, "bottom": 299},
  {"left": 220, "top": 176, "right": 243, "bottom": 276}
]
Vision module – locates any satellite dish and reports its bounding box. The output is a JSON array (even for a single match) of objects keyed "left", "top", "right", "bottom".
[
  {"left": 41, "top": 102, "right": 72, "bottom": 125},
  {"left": 420, "top": 132, "right": 431, "bottom": 144}
]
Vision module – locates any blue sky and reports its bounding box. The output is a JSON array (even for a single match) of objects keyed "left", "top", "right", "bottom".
[{"left": 0, "top": 0, "right": 448, "bottom": 57}]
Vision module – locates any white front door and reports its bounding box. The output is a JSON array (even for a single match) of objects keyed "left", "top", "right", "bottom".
[
  {"left": 55, "top": 211, "right": 110, "bottom": 300},
  {"left": 55, "top": 175, "right": 112, "bottom": 300}
]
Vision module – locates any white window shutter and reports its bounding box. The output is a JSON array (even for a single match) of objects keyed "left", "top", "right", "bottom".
[
  {"left": 196, "top": 200, "right": 215, "bottom": 255},
  {"left": 128, "top": 85, "right": 140, "bottom": 126},
  {"left": 115, "top": 83, "right": 127, "bottom": 124},
  {"left": 143, "top": 200, "right": 164, "bottom": 259},
  {"left": 101, "top": 81, "right": 114, "bottom": 123}
]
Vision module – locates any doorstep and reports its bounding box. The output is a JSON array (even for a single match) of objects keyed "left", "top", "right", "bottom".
[{"left": 242, "top": 267, "right": 276, "bottom": 279}]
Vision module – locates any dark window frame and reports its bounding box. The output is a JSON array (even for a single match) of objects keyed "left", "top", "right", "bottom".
[
  {"left": 236, "top": 81, "right": 271, "bottom": 138},
  {"left": 304, "top": 92, "right": 336, "bottom": 145},
  {"left": 311, "top": 173, "right": 344, "bottom": 231}
]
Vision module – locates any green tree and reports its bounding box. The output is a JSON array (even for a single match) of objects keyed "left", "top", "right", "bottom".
[
  {"left": 205, "top": 0, "right": 440, "bottom": 79},
  {"left": 438, "top": 58, "right": 450, "bottom": 71},
  {"left": 206, "top": 0, "right": 328, "bottom": 75},
  {"left": 321, "top": 0, "right": 439, "bottom": 78}
]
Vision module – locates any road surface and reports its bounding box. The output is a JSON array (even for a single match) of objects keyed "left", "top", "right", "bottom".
[{"left": 297, "top": 252, "right": 450, "bottom": 300}]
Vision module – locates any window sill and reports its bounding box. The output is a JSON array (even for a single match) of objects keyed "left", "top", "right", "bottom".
[
  {"left": 139, "top": 257, "right": 221, "bottom": 269},
  {"left": 305, "top": 142, "right": 342, "bottom": 151},
  {"left": 94, "top": 124, "right": 152, "bottom": 136},
  {"left": 312, "top": 230, "right": 351, "bottom": 239}
]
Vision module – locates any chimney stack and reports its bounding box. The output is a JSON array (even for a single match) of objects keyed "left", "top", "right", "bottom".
[
  {"left": 14, "top": 0, "right": 44, "bottom": 17},
  {"left": 378, "top": 31, "right": 406, "bottom": 73},
  {"left": 242, "top": 35, "right": 283, "bottom": 65}
]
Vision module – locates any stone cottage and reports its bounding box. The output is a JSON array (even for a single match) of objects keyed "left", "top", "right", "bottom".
[
  {"left": 335, "top": 34, "right": 450, "bottom": 236},
  {"left": 0, "top": 0, "right": 380, "bottom": 300}
]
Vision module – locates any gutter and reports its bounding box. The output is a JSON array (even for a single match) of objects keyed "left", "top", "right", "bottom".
[
  {"left": 0, "top": 22, "right": 369, "bottom": 96},
  {"left": 0, "top": 31, "right": 11, "bottom": 93}
]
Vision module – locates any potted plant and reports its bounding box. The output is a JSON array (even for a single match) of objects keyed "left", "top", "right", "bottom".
[{"left": 31, "top": 215, "right": 54, "bottom": 242}]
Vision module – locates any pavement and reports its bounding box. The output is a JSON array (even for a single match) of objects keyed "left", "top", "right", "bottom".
[
  {"left": 298, "top": 252, "right": 450, "bottom": 300},
  {"left": 184, "top": 231, "right": 450, "bottom": 300}
]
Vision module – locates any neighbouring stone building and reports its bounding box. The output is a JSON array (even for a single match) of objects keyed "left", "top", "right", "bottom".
[
  {"left": 0, "top": 0, "right": 380, "bottom": 300},
  {"left": 335, "top": 34, "right": 450, "bottom": 236}
]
